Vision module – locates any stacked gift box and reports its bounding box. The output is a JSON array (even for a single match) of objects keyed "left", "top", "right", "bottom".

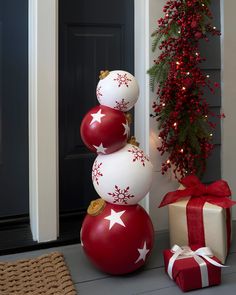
[{"left": 160, "top": 175, "right": 236, "bottom": 292}]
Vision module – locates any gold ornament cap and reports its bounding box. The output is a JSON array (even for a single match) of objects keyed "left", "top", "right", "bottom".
[
  {"left": 87, "top": 198, "right": 106, "bottom": 216},
  {"left": 99, "top": 70, "right": 110, "bottom": 80},
  {"left": 128, "top": 136, "right": 140, "bottom": 147}
]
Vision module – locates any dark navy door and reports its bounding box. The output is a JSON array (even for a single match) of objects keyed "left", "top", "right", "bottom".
[{"left": 59, "top": 0, "right": 134, "bottom": 214}]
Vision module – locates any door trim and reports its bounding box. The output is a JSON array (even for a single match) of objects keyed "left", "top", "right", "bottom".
[
  {"left": 28, "top": 0, "right": 58, "bottom": 242},
  {"left": 28, "top": 0, "right": 150, "bottom": 242}
]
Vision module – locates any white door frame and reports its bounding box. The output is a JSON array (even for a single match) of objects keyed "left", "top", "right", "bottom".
[
  {"left": 28, "top": 0, "right": 150, "bottom": 242},
  {"left": 29, "top": 0, "right": 58, "bottom": 242}
]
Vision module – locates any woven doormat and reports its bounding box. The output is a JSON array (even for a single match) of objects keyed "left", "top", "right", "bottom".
[{"left": 0, "top": 252, "right": 77, "bottom": 295}]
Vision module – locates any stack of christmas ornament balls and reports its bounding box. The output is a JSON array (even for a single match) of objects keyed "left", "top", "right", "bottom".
[{"left": 80, "top": 70, "right": 154, "bottom": 275}]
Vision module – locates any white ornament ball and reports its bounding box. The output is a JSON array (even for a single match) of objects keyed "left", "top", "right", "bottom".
[
  {"left": 96, "top": 70, "right": 139, "bottom": 111},
  {"left": 92, "top": 144, "right": 153, "bottom": 205}
]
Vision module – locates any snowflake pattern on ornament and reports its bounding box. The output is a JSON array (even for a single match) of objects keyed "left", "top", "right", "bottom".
[
  {"left": 92, "top": 160, "right": 103, "bottom": 185},
  {"left": 128, "top": 146, "right": 150, "bottom": 167},
  {"left": 108, "top": 185, "right": 135, "bottom": 204},
  {"left": 113, "top": 73, "right": 132, "bottom": 87},
  {"left": 114, "top": 98, "right": 130, "bottom": 111},
  {"left": 96, "top": 86, "right": 103, "bottom": 99}
]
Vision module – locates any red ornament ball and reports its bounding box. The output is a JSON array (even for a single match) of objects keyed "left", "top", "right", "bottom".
[
  {"left": 80, "top": 105, "right": 129, "bottom": 154},
  {"left": 81, "top": 199, "right": 154, "bottom": 275}
]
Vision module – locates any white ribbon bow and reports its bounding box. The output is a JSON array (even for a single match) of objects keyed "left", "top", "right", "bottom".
[{"left": 167, "top": 245, "right": 227, "bottom": 288}]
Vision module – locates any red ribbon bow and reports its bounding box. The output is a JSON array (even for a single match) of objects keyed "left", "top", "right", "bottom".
[{"left": 159, "top": 175, "right": 235, "bottom": 208}]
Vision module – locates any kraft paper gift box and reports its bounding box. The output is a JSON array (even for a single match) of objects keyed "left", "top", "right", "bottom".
[
  {"left": 159, "top": 175, "right": 235, "bottom": 263},
  {"left": 169, "top": 198, "right": 231, "bottom": 263},
  {"left": 163, "top": 245, "right": 223, "bottom": 292}
]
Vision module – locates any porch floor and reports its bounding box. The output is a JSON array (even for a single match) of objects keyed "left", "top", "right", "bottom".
[{"left": 0, "top": 230, "right": 236, "bottom": 295}]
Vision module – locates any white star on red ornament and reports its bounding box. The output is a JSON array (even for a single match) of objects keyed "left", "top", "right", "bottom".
[
  {"left": 90, "top": 109, "right": 105, "bottom": 125},
  {"left": 135, "top": 241, "right": 150, "bottom": 263},
  {"left": 122, "top": 121, "right": 130, "bottom": 136},
  {"left": 93, "top": 143, "right": 107, "bottom": 154},
  {"left": 104, "top": 209, "right": 126, "bottom": 230}
]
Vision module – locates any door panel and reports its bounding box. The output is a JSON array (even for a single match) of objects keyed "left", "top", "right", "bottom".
[
  {"left": 59, "top": 0, "right": 134, "bottom": 213},
  {"left": 0, "top": 0, "right": 28, "bottom": 217}
]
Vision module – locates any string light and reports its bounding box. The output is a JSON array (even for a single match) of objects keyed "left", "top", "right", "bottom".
[
  {"left": 180, "top": 149, "right": 184, "bottom": 153},
  {"left": 213, "top": 26, "right": 216, "bottom": 30},
  {"left": 205, "top": 115, "right": 208, "bottom": 118},
  {"left": 166, "top": 159, "right": 170, "bottom": 164},
  {"left": 195, "top": 52, "right": 199, "bottom": 56},
  {"left": 202, "top": 3, "right": 205, "bottom": 6},
  {"left": 176, "top": 61, "right": 180, "bottom": 65},
  {"left": 182, "top": 86, "right": 186, "bottom": 90},
  {"left": 210, "top": 133, "right": 213, "bottom": 137},
  {"left": 162, "top": 103, "right": 166, "bottom": 106},
  {"left": 178, "top": 30, "right": 181, "bottom": 34},
  {"left": 173, "top": 122, "right": 177, "bottom": 127},
  {"left": 206, "top": 75, "right": 210, "bottom": 78},
  {"left": 186, "top": 72, "right": 190, "bottom": 75}
]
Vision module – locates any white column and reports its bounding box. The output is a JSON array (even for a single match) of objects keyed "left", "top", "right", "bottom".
[
  {"left": 134, "top": 0, "right": 150, "bottom": 212},
  {"left": 221, "top": 0, "right": 236, "bottom": 219},
  {"left": 135, "top": 0, "right": 179, "bottom": 230},
  {"left": 28, "top": 0, "right": 58, "bottom": 242}
]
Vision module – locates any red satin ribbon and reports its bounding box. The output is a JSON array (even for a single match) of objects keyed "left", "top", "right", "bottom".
[
  {"left": 159, "top": 175, "right": 235, "bottom": 250},
  {"left": 159, "top": 175, "right": 235, "bottom": 208},
  {"left": 186, "top": 197, "right": 206, "bottom": 247}
]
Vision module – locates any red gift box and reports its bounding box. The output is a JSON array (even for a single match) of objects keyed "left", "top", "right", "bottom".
[{"left": 163, "top": 245, "right": 223, "bottom": 292}]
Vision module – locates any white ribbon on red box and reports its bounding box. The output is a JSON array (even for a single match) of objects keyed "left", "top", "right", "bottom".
[{"left": 167, "top": 245, "right": 227, "bottom": 288}]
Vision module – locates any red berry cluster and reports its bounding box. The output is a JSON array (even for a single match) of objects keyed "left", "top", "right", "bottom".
[{"left": 150, "top": 0, "right": 221, "bottom": 178}]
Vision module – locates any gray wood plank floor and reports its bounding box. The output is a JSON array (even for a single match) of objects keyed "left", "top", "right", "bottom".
[{"left": 0, "top": 229, "right": 236, "bottom": 294}]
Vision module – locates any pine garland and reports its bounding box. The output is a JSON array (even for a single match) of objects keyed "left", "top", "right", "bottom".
[{"left": 148, "top": 0, "right": 221, "bottom": 178}]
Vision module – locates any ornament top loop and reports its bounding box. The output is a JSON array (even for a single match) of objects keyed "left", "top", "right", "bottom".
[
  {"left": 99, "top": 70, "right": 110, "bottom": 80},
  {"left": 87, "top": 198, "right": 106, "bottom": 216}
]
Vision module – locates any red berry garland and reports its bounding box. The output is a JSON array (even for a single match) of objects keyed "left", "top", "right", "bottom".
[{"left": 148, "top": 0, "right": 221, "bottom": 178}]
